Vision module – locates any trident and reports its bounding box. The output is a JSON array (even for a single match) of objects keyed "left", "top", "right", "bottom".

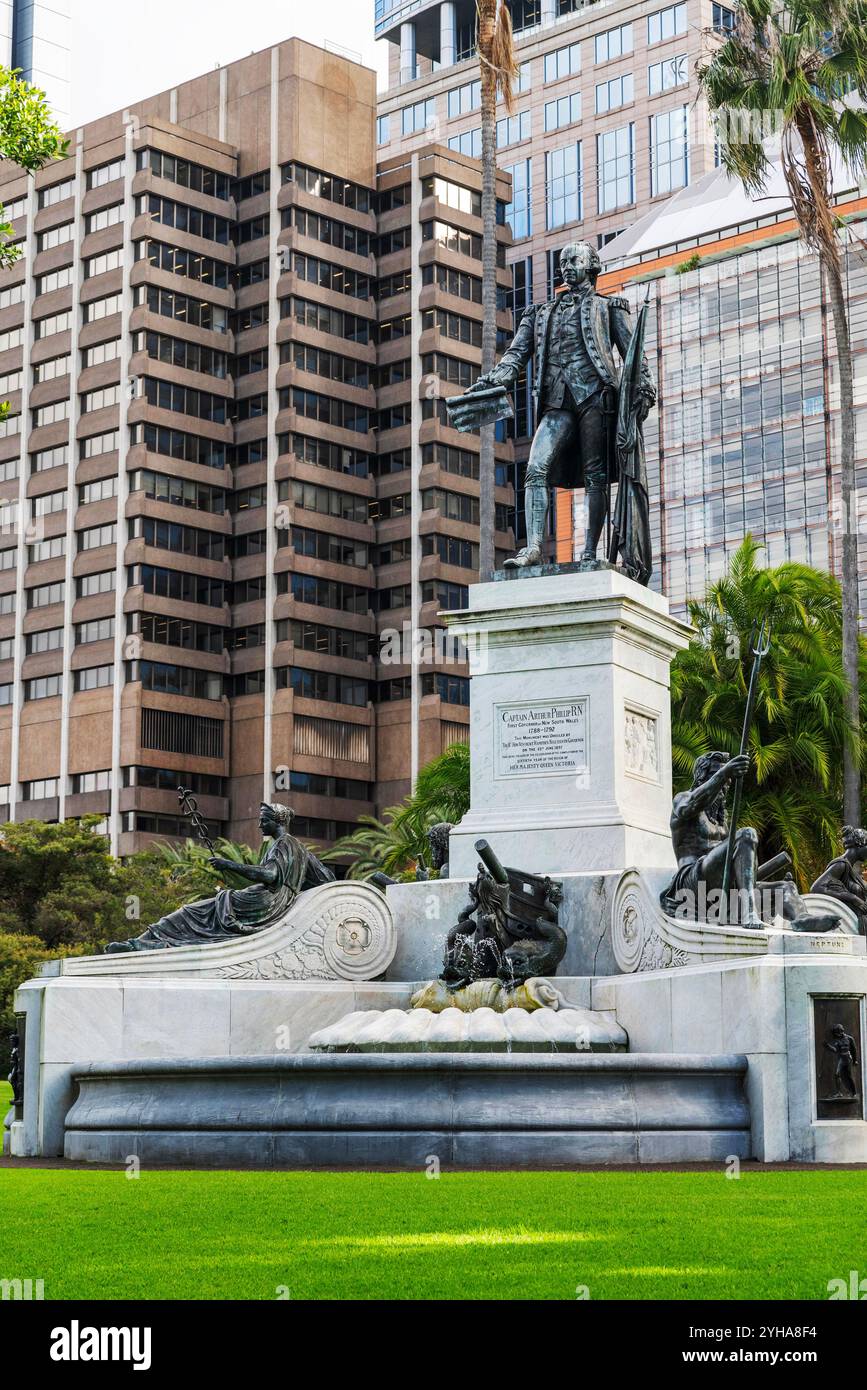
[{"left": 721, "top": 618, "right": 772, "bottom": 899}]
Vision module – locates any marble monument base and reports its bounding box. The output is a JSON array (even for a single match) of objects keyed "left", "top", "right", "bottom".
[{"left": 442, "top": 568, "right": 692, "bottom": 878}]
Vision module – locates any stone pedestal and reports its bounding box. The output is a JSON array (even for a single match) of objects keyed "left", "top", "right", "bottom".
[{"left": 444, "top": 568, "right": 692, "bottom": 878}]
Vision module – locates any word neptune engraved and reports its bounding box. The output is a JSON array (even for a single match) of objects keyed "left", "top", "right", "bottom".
[{"left": 495, "top": 698, "right": 588, "bottom": 780}]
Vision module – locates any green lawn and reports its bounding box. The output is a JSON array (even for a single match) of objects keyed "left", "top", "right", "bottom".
[{"left": 1, "top": 1168, "right": 864, "bottom": 1300}]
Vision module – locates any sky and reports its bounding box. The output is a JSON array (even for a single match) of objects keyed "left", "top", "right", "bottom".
[{"left": 70, "top": 0, "right": 388, "bottom": 127}]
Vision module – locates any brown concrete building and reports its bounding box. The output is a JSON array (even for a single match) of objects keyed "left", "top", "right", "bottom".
[
  {"left": 375, "top": 0, "right": 730, "bottom": 549},
  {"left": 0, "top": 37, "right": 514, "bottom": 855}
]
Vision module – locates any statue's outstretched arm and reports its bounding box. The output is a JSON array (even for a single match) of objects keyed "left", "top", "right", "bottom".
[
  {"left": 473, "top": 305, "right": 536, "bottom": 391},
  {"left": 671, "top": 755, "right": 749, "bottom": 827},
  {"left": 210, "top": 858, "right": 279, "bottom": 886}
]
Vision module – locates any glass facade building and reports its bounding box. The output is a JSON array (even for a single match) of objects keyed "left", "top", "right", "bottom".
[{"left": 607, "top": 226, "right": 867, "bottom": 616}]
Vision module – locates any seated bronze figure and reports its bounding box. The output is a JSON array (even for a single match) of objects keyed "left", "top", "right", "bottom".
[{"left": 106, "top": 802, "right": 333, "bottom": 953}]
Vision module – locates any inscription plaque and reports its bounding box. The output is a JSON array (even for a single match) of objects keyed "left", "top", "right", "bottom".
[
  {"left": 495, "top": 697, "right": 588, "bottom": 781},
  {"left": 813, "top": 996, "right": 864, "bottom": 1121}
]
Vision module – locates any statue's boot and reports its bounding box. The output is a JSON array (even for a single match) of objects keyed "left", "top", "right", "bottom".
[
  {"left": 504, "top": 545, "right": 543, "bottom": 568},
  {"left": 503, "top": 483, "right": 546, "bottom": 569},
  {"left": 578, "top": 485, "right": 608, "bottom": 570}
]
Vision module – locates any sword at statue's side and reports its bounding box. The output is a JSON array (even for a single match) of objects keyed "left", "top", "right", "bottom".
[{"left": 720, "top": 618, "right": 772, "bottom": 900}]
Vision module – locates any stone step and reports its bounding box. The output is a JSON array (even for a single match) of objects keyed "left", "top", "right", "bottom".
[{"left": 63, "top": 1052, "right": 751, "bottom": 1167}]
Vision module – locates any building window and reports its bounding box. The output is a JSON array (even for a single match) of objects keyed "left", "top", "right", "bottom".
[
  {"left": 137, "top": 149, "right": 231, "bottom": 199},
  {"left": 597, "top": 124, "right": 635, "bottom": 213},
  {"left": 85, "top": 204, "right": 123, "bottom": 234},
  {"left": 648, "top": 53, "right": 688, "bottom": 95},
  {"left": 83, "top": 294, "right": 122, "bottom": 323},
  {"left": 544, "top": 92, "right": 582, "bottom": 132},
  {"left": 26, "top": 627, "right": 63, "bottom": 653},
  {"left": 33, "top": 399, "right": 70, "bottom": 428},
  {"left": 35, "top": 266, "right": 73, "bottom": 295},
  {"left": 0, "top": 283, "right": 24, "bottom": 309},
  {"left": 712, "top": 3, "right": 736, "bottom": 33},
  {"left": 402, "top": 98, "right": 435, "bottom": 136},
  {"left": 595, "top": 74, "right": 633, "bottom": 114},
  {"left": 75, "top": 619, "right": 115, "bottom": 644},
  {"left": 448, "top": 79, "right": 480, "bottom": 117},
  {"left": 74, "top": 666, "right": 114, "bottom": 692},
  {"left": 28, "top": 536, "right": 65, "bottom": 562},
  {"left": 544, "top": 42, "right": 581, "bottom": 83},
  {"left": 38, "top": 179, "right": 74, "bottom": 208},
  {"left": 546, "top": 144, "right": 582, "bottom": 230},
  {"left": 33, "top": 355, "right": 70, "bottom": 384},
  {"left": 36, "top": 223, "right": 72, "bottom": 252},
  {"left": 25, "top": 674, "right": 63, "bottom": 700},
  {"left": 84, "top": 248, "right": 123, "bottom": 279},
  {"left": 650, "top": 106, "right": 690, "bottom": 195},
  {"left": 22, "top": 778, "right": 60, "bottom": 799},
  {"left": 376, "top": 114, "right": 390, "bottom": 144},
  {"left": 647, "top": 4, "right": 687, "bottom": 45},
  {"left": 595, "top": 23, "right": 632, "bottom": 63},
  {"left": 503, "top": 159, "right": 532, "bottom": 240},
  {"left": 72, "top": 770, "right": 112, "bottom": 793},
  {"left": 86, "top": 158, "right": 124, "bottom": 189},
  {"left": 510, "top": 0, "right": 541, "bottom": 34},
  {"left": 447, "top": 129, "right": 481, "bottom": 160},
  {"left": 497, "top": 110, "right": 531, "bottom": 147}
]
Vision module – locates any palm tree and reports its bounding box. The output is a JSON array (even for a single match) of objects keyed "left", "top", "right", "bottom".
[
  {"left": 697, "top": 0, "right": 867, "bottom": 825},
  {"left": 476, "top": 1, "right": 517, "bottom": 579},
  {"left": 323, "top": 741, "right": 471, "bottom": 879},
  {"left": 671, "top": 535, "right": 867, "bottom": 886}
]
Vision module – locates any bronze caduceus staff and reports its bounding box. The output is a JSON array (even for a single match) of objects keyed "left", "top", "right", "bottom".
[
  {"left": 177, "top": 785, "right": 216, "bottom": 854},
  {"left": 721, "top": 618, "right": 772, "bottom": 899}
]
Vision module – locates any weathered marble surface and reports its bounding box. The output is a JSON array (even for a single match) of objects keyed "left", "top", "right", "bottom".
[
  {"left": 610, "top": 867, "right": 863, "bottom": 974},
  {"left": 44, "top": 881, "right": 396, "bottom": 982},
  {"left": 308, "top": 1003, "right": 628, "bottom": 1052},
  {"left": 62, "top": 1051, "right": 751, "bottom": 1168},
  {"left": 442, "top": 568, "right": 692, "bottom": 877},
  {"left": 7, "top": 976, "right": 413, "bottom": 1158},
  {"left": 384, "top": 872, "right": 624, "bottom": 982},
  {"left": 591, "top": 953, "right": 867, "bottom": 1162}
]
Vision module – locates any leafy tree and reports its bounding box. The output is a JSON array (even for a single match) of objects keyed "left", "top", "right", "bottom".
[
  {"left": 0, "top": 932, "right": 61, "bottom": 1070},
  {"left": 324, "top": 741, "right": 470, "bottom": 879},
  {"left": 0, "top": 818, "right": 121, "bottom": 947},
  {"left": 698, "top": 0, "right": 867, "bottom": 825},
  {"left": 0, "top": 824, "right": 246, "bottom": 1063},
  {"left": 671, "top": 536, "right": 867, "bottom": 886}
]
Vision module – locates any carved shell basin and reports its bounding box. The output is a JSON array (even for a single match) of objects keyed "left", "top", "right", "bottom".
[{"left": 308, "top": 1004, "right": 628, "bottom": 1053}]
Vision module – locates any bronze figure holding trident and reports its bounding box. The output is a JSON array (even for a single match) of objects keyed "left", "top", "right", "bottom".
[{"left": 661, "top": 621, "right": 772, "bottom": 929}]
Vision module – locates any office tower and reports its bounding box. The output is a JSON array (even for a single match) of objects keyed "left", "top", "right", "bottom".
[
  {"left": 0, "top": 38, "right": 512, "bottom": 854},
  {"left": 375, "top": 0, "right": 730, "bottom": 544},
  {"left": 1, "top": 0, "right": 71, "bottom": 131},
  {"left": 595, "top": 156, "right": 867, "bottom": 614}
]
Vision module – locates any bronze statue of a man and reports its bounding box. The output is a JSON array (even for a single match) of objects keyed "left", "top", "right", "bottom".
[
  {"left": 661, "top": 750, "right": 764, "bottom": 928},
  {"left": 470, "top": 241, "right": 656, "bottom": 577}
]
